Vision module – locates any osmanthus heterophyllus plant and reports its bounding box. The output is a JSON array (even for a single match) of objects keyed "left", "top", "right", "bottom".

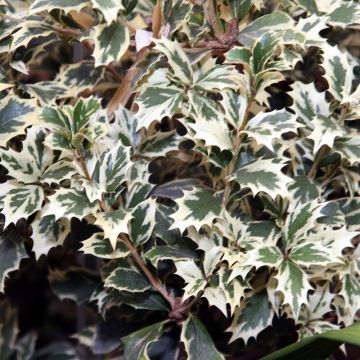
[{"left": 1, "top": 0, "right": 360, "bottom": 358}]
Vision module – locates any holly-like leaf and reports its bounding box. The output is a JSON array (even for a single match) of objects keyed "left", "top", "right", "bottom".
[
  {"left": 0, "top": 97, "right": 38, "bottom": 147},
  {"left": 154, "top": 37, "right": 193, "bottom": 85},
  {"left": 228, "top": 290, "right": 274, "bottom": 344},
  {"left": 230, "top": 158, "right": 292, "bottom": 200},
  {"left": 327, "top": 1, "right": 360, "bottom": 27},
  {"left": 121, "top": 321, "right": 165, "bottom": 360},
  {"left": 244, "top": 109, "right": 298, "bottom": 152},
  {"left": 42, "top": 188, "right": 97, "bottom": 220},
  {"left": 97, "top": 142, "right": 131, "bottom": 193},
  {"left": 94, "top": 209, "right": 133, "bottom": 249},
  {"left": 170, "top": 188, "right": 222, "bottom": 233},
  {"left": 275, "top": 260, "right": 312, "bottom": 318},
  {"left": 0, "top": 228, "right": 27, "bottom": 293},
  {"left": 80, "top": 233, "right": 129, "bottom": 259},
  {"left": 238, "top": 12, "right": 294, "bottom": 46},
  {"left": 30, "top": 214, "right": 70, "bottom": 259},
  {"left": 2, "top": 185, "right": 44, "bottom": 227},
  {"left": 136, "top": 86, "right": 184, "bottom": 129},
  {"left": 0, "top": 126, "right": 52, "bottom": 183},
  {"left": 181, "top": 316, "right": 224, "bottom": 360},
  {"left": 90, "top": 0, "right": 124, "bottom": 24},
  {"left": 129, "top": 198, "right": 157, "bottom": 246},
  {"left": 105, "top": 267, "right": 151, "bottom": 292},
  {"left": 145, "top": 245, "right": 196, "bottom": 265},
  {"left": 30, "top": 0, "right": 89, "bottom": 14},
  {"left": 93, "top": 22, "right": 130, "bottom": 66},
  {"left": 283, "top": 201, "right": 322, "bottom": 248}
]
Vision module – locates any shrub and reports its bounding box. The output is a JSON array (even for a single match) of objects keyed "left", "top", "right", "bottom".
[{"left": 1, "top": 0, "right": 360, "bottom": 358}]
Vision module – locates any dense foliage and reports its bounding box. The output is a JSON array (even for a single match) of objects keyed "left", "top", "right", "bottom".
[{"left": 1, "top": 0, "right": 360, "bottom": 358}]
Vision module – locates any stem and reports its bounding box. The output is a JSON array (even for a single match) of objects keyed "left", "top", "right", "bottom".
[
  {"left": 121, "top": 235, "right": 175, "bottom": 308},
  {"left": 75, "top": 150, "right": 92, "bottom": 181},
  {"left": 52, "top": 25, "right": 82, "bottom": 36}
]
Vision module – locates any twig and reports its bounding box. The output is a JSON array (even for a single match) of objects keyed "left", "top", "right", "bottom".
[
  {"left": 52, "top": 25, "right": 82, "bottom": 37},
  {"left": 121, "top": 235, "right": 175, "bottom": 308}
]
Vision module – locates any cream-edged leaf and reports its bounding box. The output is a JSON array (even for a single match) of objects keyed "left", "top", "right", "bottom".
[
  {"left": 90, "top": 0, "right": 124, "bottom": 24},
  {"left": 244, "top": 109, "right": 298, "bottom": 151},
  {"left": 136, "top": 86, "right": 183, "bottom": 129},
  {"left": 80, "top": 233, "right": 129, "bottom": 259},
  {"left": 94, "top": 209, "right": 133, "bottom": 249},
  {"left": 228, "top": 290, "right": 274, "bottom": 344},
  {"left": 129, "top": 198, "right": 157, "bottom": 246},
  {"left": 170, "top": 188, "right": 222, "bottom": 233},
  {"left": 30, "top": 0, "right": 90, "bottom": 14},
  {"left": 230, "top": 158, "right": 292, "bottom": 200},
  {"left": 0, "top": 126, "right": 52, "bottom": 183},
  {"left": 275, "top": 260, "right": 311, "bottom": 318},
  {"left": 93, "top": 22, "right": 130, "bottom": 66},
  {"left": 2, "top": 185, "right": 44, "bottom": 228},
  {"left": 97, "top": 142, "right": 131, "bottom": 193},
  {"left": 122, "top": 321, "right": 165, "bottom": 360},
  {"left": 42, "top": 188, "right": 97, "bottom": 220},
  {"left": 194, "top": 65, "right": 244, "bottom": 91},
  {"left": 154, "top": 37, "right": 193, "bottom": 85},
  {"left": 174, "top": 260, "right": 207, "bottom": 300},
  {"left": 31, "top": 214, "right": 70, "bottom": 260},
  {"left": 105, "top": 267, "right": 151, "bottom": 292},
  {"left": 0, "top": 97, "right": 38, "bottom": 147},
  {"left": 181, "top": 316, "right": 224, "bottom": 360}
]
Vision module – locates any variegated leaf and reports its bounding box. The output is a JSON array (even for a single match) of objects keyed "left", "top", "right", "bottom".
[
  {"left": 2, "top": 185, "right": 44, "bottom": 227},
  {"left": 90, "top": 0, "right": 124, "bottom": 24},
  {"left": 154, "top": 37, "right": 193, "bottom": 85},
  {"left": 80, "top": 233, "right": 129, "bottom": 259},
  {"left": 251, "top": 31, "right": 281, "bottom": 74},
  {"left": 122, "top": 321, "right": 165, "bottom": 360},
  {"left": 339, "top": 273, "right": 360, "bottom": 322},
  {"left": 175, "top": 260, "right": 207, "bottom": 300},
  {"left": 181, "top": 316, "right": 224, "bottom": 360},
  {"left": 333, "top": 137, "right": 360, "bottom": 165},
  {"left": 94, "top": 209, "right": 133, "bottom": 249},
  {"left": 31, "top": 214, "right": 70, "bottom": 260},
  {"left": 202, "top": 286, "right": 228, "bottom": 317},
  {"left": 321, "top": 43, "right": 355, "bottom": 102},
  {"left": 30, "top": 0, "right": 90, "bottom": 14},
  {"left": 289, "top": 81, "right": 329, "bottom": 122},
  {"left": 145, "top": 245, "right": 196, "bottom": 265},
  {"left": 97, "top": 142, "right": 131, "bottom": 193},
  {"left": 93, "top": 22, "right": 130, "bottom": 66},
  {"left": 244, "top": 109, "right": 298, "bottom": 152},
  {"left": 129, "top": 197, "right": 157, "bottom": 246},
  {"left": 289, "top": 242, "right": 338, "bottom": 267},
  {"left": 238, "top": 12, "right": 294, "bottom": 46},
  {"left": 244, "top": 245, "right": 283, "bottom": 268},
  {"left": 0, "top": 97, "right": 38, "bottom": 147},
  {"left": 105, "top": 267, "right": 151, "bottom": 292},
  {"left": 170, "top": 188, "right": 222, "bottom": 233},
  {"left": 221, "top": 89, "right": 248, "bottom": 129},
  {"left": 275, "top": 260, "right": 312, "bottom": 318},
  {"left": 230, "top": 158, "right": 292, "bottom": 200},
  {"left": 42, "top": 188, "right": 97, "bottom": 220},
  {"left": 327, "top": 1, "right": 360, "bottom": 27},
  {"left": 194, "top": 65, "right": 244, "bottom": 91},
  {"left": 0, "top": 228, "right": 27, "bottom": 293},
  {"left": 136, "top": 86, "right": 184, "bottom": 129},
  {"left": 0, "top": 126, "right": 52, "bottom": 183},
  {"left": 283, "top": 201, "right": 322, "bottom": 248},
  {"left": 21, "top": 81, "right": 67, "bottom": 105},
  {"left": 42, "top": 160, "right": 77, "bottom": 185},
  {"left": 228, "top": 290, "right": 274, "bottom": 344},
  {"left": 288, "top": 175, "right": 321, "bottom": 205}
]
